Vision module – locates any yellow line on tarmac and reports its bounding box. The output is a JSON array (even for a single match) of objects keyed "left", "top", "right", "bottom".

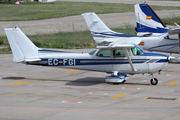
[
  {"left": 112, "top": 94, "right": 128, "bottom": 98},
  {"left": 167, "top": 81, "right": 179, "bottom": 85},
  {"left": 175, "top": 98, "right": 179, "bottom": 101},
  {"left": 11, "top": 82, "right": 28, "bottom": 85},
  {"left": 65, "top": 69, "right": 80, "bottom": 73},
  {"left": 144, "top": 97, "right": 149, "bottom": 99}
]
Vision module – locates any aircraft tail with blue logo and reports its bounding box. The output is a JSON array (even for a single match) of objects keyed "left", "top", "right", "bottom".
[{"left": 134, "top": 3, "right": 169, "bottom": 36}]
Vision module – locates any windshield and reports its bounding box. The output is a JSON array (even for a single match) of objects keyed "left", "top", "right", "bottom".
[
  {"left": 89, "top": 49, "right": 97, "bottom": 55},
  {"left": 131, "top": 44, "right": 144, "bottom": 55}
]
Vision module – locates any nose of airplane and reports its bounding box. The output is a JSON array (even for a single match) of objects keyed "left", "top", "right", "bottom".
[
  {"left": 144, "top": 52, "right": 170, "bottom": 73},
  {"left": 167, "top": 56, "right": 176, "bottom": 62}
]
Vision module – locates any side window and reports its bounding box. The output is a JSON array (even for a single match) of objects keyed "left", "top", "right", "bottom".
[
  {"left": 96, "top": 50, "right": 111, "bottom": 57},
  {"left": 113, "top": 49, "right": 126, "bottom": 57}
]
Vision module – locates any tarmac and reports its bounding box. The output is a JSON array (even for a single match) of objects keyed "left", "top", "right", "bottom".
[
  {"left": 0, "top": 51, "right": 180, "bottom": 120},
  {"left": 1, "top": 0, "right": 180, "bottom": 119}
]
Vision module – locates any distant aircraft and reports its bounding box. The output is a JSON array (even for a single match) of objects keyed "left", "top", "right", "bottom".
[
  {"left": 82, "top": 11, "right": 180, "bottom": 62},
  {"left": 134, "top": 3, "right": 180, "bottom": 62},
  {"left": 5, "top": 27, "right": 172, "bottom": 85}
]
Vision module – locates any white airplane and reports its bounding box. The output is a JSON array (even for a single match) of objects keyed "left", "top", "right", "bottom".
[
  {"left": 5, "top": 27, "right": 172, "bottom": 85},
  {"left": 134, "top": 3, "right": 180, "bottom": 62},
  {"left": 82, "top": 10, "right": 180, "bottom": 62}
]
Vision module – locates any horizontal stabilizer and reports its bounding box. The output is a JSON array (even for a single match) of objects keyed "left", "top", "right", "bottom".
[
  {"left": 24, "top": 59, "right": 41, "bottom": 62},
  {"left": 168, "top": 28, "right": 180, "bottom": 34}
]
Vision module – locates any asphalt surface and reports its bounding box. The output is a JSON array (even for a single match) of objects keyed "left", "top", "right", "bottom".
[
  {"left": 0, "top": 51, "right": 180, "bottom": 120},
  {"left": 1, "top": 1, "right": 180, "bottom": 119}
]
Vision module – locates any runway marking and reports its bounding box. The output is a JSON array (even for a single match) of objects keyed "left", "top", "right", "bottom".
[
  {"left": 11, "top": 82, "right": 28, "bottom": 85},
  {"left": 167, "top": 81, "right": 179, "bottom": 85},
  {"left": 122, "top": 87, "right": 140, "bottom": 90},
  {"left": 175, "top": 98, "right": 179, "bottom": 101},
  {"left": 89, "top": 92, "right": 107, "bottom": 95},
  {"left": 65, "top": 69, "right": 80, "bottom": 73},
  {"left": 167, "top": 75, "right": 180, "bottom": 77},
  {"left": 61, "top": 101, "right": 82, "bottom": 104},
  {"left": 112, "top": 94, "right": 128, "bottom": 98},
  {"left": 1, "top": 106, "right": 180, "bottom": 117}
]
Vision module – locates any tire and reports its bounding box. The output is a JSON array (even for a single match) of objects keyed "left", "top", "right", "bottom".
[
  {"left": 150, "top": 78, "right": 158, "bottom": 85},
  {"left": 112, "top": 83, "right": 120, "bottom": 85}
]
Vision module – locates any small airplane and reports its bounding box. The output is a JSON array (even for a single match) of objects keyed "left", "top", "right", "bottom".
[
  {"left": 134, "top": 3, "right": 180, "bottom": 62},
  {"left": 82, "top": 9, "right": 180, "bottom": 62},
  {"left": 4, "top": 27, "right": 172, "bottom": 85}
]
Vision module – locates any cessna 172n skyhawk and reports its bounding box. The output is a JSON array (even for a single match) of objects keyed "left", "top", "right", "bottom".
[
  {"left": 5, "top": 27, "right": 172, "bottom": 85},
  {"left": 82, "top": 10, "right": 180, "bottom": 62}
]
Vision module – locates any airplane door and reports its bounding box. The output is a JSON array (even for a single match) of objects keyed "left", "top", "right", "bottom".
[
  {"left": 96, "top": 49, "right": 114, "bottom": 72},
  {"left": 112, "top": 48, "right": 149, "bottom": 73},
  {"left": 112, "top": 49, "right": 131, "bottom": 72}
]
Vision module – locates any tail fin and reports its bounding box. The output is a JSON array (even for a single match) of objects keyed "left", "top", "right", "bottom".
[
  {"left": 82, "top": 12, "right": 135, "bottom": 44},
  {"left": 4, "top": 27, "right": 39, "bottom": 62},
  {"left": 82, "top": 12, "right": 113, "bottom": 33},
  {"left": 134, "top": 3, "right": 169, "bottom": 34}
]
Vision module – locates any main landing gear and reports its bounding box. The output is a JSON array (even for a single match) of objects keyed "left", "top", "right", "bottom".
[
  {"left": 150, "top": 74, "right": 158, "bottom": 85},
  {"left": 105, "top": 71, "right": 129, "bottom": 85}
]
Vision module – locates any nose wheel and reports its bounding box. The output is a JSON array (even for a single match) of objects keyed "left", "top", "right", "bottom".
[{"left": 150, "top": 74, "right": 158, "bottom": 85}]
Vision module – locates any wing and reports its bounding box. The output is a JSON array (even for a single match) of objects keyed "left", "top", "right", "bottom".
[
  {"left": 96, "top": 39, "right": 141, "bottom": 72},
  {"left": 97, "top": 37, "right": 142, "bottom": 49}
]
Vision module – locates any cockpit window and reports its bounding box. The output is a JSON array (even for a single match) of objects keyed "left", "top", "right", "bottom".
[
  {"left": 131, "top": 45, "right": 144, "bottom": 55},
  {"left": 89, "top": 49, "right": 97, "bottom": 55},
  {"left": 113, "top": 49, "right": 127, "bottom": 57},
  {"left": 96, "top": 50, "right": 111, "bottom": 57}
]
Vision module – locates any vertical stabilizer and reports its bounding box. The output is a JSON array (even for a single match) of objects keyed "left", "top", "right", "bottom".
[
  {"left": 82, "top": 12, "right": 127, "bottom": 44},
  {"left": 4, "top": 27, "right": 39, "bottom": 62},
  {"left": 82, "top": 12, "right": 113, "bottom": 33},
  {"left": 134, "top": 3, "right": 169, "bottom": 34}
]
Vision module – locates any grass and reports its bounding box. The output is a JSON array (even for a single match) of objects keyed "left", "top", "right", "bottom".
[
  {"left": 0, "top": 1, "right": 180, "bottom": 21},
  {"left": 0, "top": 26, "right": 135, "bottom": 54},
  {"left": 162, "top": 17, "right": 180, "bottom": 26}
]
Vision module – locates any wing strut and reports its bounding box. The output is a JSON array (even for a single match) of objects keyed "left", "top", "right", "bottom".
[{"left": 124, "top": 48, "right": 137, "bottom": 72}]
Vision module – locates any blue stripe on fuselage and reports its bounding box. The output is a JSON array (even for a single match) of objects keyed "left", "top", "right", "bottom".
[
  {"left": 141, "top": 52, "right": 169, "bottom": 57},
  {"left": 39, "top": 49, "right": 73, "bottom": 53},
  {"left": 28, "top": 58, "right": 167, "bottom": 66},
  {"left": 91, "top": 31, "right": 137, "bottom": 38}
]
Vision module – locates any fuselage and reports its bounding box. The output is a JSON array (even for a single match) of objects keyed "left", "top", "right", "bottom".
[
  {"left": 139, "top": 33, "right": 180, "bottom": 54},
  {"left": 92, "top": 31, "right": 180, "bottom": 54},
  {"left": 26, "top": 47, "right": 169, "bottom": 75}
]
